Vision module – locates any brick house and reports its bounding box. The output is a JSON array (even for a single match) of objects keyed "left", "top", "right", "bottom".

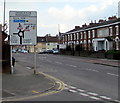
[
  {"left": 27, "top": 35, "right": 59, "bottom": 53},
  {"left": 62, "top": 17, "right": 120, "bottom": 52}
]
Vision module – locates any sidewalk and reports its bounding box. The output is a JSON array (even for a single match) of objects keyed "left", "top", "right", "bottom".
[
  {"left": 84, "top": 58, "right": 119, "bottom": 67},
  {"left": 2, "top": 62, "right": 55, "bottom": 100}
]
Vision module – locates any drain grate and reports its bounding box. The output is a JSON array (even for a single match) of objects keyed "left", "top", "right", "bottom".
[{"left": 2, "top": 90, "right": 15, "bottom": 98}]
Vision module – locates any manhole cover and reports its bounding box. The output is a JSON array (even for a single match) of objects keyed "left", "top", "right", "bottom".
[{"left": 2, "top": 90, "right": 15, "bottom": 98}]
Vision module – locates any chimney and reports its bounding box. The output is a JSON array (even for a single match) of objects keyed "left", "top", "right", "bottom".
[
  {"left": 108, "top": 16, "right": 117, "bottom": 21},
  {"left": 75, "top": 26, "right": 80, "bottom": 29},
  {"left": 82, "top": 23, "right": 87, "bottom": 27}
]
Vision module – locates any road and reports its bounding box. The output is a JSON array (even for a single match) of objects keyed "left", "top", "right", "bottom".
[{"left": 13, "top": 53, "right": 119, "bottom": 102}]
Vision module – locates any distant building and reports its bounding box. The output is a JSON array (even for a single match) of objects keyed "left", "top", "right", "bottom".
[
  {"left": 27, "top": 35, "right": 59, "bottom": 53},
  {"left": 62, "top": 16, "right": 120, "bottom": 51}
]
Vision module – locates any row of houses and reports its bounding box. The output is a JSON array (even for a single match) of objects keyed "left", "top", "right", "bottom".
[{"left": 62, "top": 16, "right": 120, "bottom": 52}]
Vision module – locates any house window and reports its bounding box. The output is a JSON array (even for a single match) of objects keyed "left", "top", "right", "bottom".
[
  {"left": 109, "top": 27, "right": 112, "bottom": 36},
  {"left": 116, "top": 25, "right": 118, "bottom": 35},
  {"left": 74, "top": 33, "right": 76, "bottom": 40},
  {"left": 81, "top": 32, "right": 83, "bottom": 39},
  {"left": 84, "top": 32, "right": 86, "bottom": 39},
  {"left": 92, "top": 30, "right": 95, "bottom": 38},
  {"left": 88, "top": 31, "right": 91, "bottom": 38},
  {"left": 77, "top": 33, "right": 79, "bottom": 40}
]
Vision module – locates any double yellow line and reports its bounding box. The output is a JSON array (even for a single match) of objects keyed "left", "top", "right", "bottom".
[{"left": 2, "top": 72, "right": 65, "bottom": 102}]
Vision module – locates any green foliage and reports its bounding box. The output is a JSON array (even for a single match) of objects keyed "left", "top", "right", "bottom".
[{"left": 107, "top": 50, "right": 120, "bottom": 54}]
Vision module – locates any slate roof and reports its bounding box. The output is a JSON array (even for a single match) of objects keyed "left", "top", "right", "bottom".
[{"left": 65, "top": 18, "right": 120, "bottom": 34}]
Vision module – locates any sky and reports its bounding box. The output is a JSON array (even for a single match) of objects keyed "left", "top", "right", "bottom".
[{"left": 0, "top": 0, "right": 119, "bottom": 36}]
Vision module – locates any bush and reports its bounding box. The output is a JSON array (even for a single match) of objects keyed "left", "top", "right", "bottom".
[
  {"left": 66, "top": 46, "right": 71, "bottom": 51},
  {"left": 107, "top": 50, "right": 120, "bottom": 54}
]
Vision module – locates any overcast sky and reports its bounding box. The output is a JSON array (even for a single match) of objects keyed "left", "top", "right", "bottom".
[{"left": 0, "top": 0, "right": 119, "bottom": 36}]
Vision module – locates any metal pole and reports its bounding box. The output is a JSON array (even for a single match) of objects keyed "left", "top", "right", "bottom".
[
  {"left": 10, "top": 46, "right": 13, "bottom": 74},
  {"left": 34, "top": 45, "right": 37, "bottom": 74},
  {"left": 3, "top": 0, "right": 5, "bottom": 31}
]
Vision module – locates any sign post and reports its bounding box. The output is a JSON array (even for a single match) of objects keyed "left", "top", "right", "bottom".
[{"left": 9, "top": 11, "right": 37, "bottom": 74}]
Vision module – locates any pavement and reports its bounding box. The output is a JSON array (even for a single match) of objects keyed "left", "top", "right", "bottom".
[
  {"left": 1, "top": 56, "right": 119, "bottom": 102},
  {"left": 2, "top": 62, "right": 57, "bottom": 102}
]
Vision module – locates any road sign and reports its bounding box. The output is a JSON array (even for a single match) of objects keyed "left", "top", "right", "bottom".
[{"left": 9, "top": 11, "right": 37, "bottom": 45}]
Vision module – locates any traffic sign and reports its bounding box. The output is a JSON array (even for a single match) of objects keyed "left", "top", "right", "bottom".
[{"left": 9, "top": 11, "right": 37, "bottom": 45}]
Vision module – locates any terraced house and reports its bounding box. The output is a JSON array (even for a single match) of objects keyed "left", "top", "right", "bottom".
[{"left": 62, "top": 16, "right": 120, "bottom": 52}]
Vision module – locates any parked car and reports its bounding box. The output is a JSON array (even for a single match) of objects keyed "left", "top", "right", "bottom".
[
  {"left": 46, "top": 50, "right": 53, "bottom": 54},
  {"left": 39, "top": 50, "right": 47, "bottom": 54},
  {"left": 52, "top": 49, "right": 59, "bottom": 54},
  {"left": 21, "top": 49, "right": 28, "bottom": 53},
  {"left": 12, "top": 49, "right": 16, "bottom": 53}
]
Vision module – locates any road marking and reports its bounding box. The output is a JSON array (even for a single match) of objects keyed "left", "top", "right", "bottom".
[
  {"left": 69, "top": 89, "right": 77, "bottom": 93},
  {"left": 68, "top": 86, "right": 77, "bottom": 89},
  {"left": 87, "top": 92, "right": 99, "bottom": 96},
  {"left": 64, "top": 87, "right": 69, "bottom": 90},
  {"left": 100, "top": 96, "right": 111, "bottom": 100},
  {"left": 86, "top": 69, "right": 99, "bottom": 72},
  {"left": 79, "top": 93, "right": 89, "bottom": 97},
  {"left": 26, "top": 67, "right": 32, "bottom": 69},
  {"left": 107, "top": 73, "right": 119, "bottom": 77},
  {"left": 32, "top": 91, "right": 39, "bottom": 94},
  {"left": 89, "top": 96, "right": 101, "bottom": 100},
  {"left": 77, "top": 89, "right": 85, "bottom": 92},
  {"left": 46, "top": 60, "right": 52, "bottom": 62},
  {"left": 114, "top": 100, "right": 120, "bottom": 103},
  {"left": 64, "top": 84, "right": 68, "bottom": 86},
  {"left": 55, "top": 62, "right": 62, "bottom": 64},
  {"left": 66, "top": 64, "right": 77, "bottom": 68}
]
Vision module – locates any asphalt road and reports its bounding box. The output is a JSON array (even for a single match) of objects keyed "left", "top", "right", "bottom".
[{"left": 13, "top": 53, "right": 119, "bottom": 102}]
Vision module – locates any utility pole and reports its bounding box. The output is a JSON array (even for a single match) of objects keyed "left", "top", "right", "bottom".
[{"left": 3, "top": 0, "right": 5, "bottom": 31}]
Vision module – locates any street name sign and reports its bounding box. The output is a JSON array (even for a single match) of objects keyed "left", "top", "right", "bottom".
[{"left": 9, "top": 11, "right": 37, "bottom": 45}]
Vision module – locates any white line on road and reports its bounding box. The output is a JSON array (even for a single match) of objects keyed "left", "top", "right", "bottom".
[
  {"left": 55, "top": 62, "right": 62, "bottom": 64},
  {"left": 66, "top": 64, "right": 77, "bottom": 68},
  {"left": 79, "top": 93, "right": 89, "bottom": 97},
  {"left": 68, "top": 86, "right": 77, "bottom": 89},
  {"left": 87, "top": 92, "right": 99, "bottom": 96},
  {"left": 107, "top": 73, "right": 119, "bottom": 77},
  {"left": 46, "top": 60, "right": 52, "bottom": 62},
  {"left": 114, "top": 100, "right": 120, "bottom": 103},
  {"left": 89, "top": 96, "right": 101, "bottom": 100},
  {"left": 26, "top": 67, "right": 32, "bottom": 69},
  {"left": 69, "top": 89, "right": 77, "bottom": 93},
  {"left": 77, "top": 89, "right": 85, "bottom": 92},
  {"left": 99, "top": 96, "right": 111, "bottom": 100},
  {"left": 85, "top": 69, "right": 99, "bottom": 72}
]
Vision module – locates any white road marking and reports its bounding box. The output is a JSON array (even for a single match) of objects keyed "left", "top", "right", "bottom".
[
  {"left": 79, "top": 93, "right": 89, "bottom": 97},
  {"left": 64, "top": 87, "right": 69, "bottom": 90},
  {"left": 107, "top": 73, "right": 119, "bottom": 77},
  {"left": 87, "top": 92, "right": 99, "bottom": 96},
  {"left": 89, "top": 96, "right": 101, "bottom": 100},
  {"left": 77, "top": 89, "right": 85, "bottom": 92},
  {"left": 86, "top": 69, "right": 99, "bottom": 72},
  {"left": 46, "top": 60, "right": 52, "bottom": 62},
  {"left": 26, "top": 67, "right": 32, "bottom": 69},
  {"left": 69, "top": 89, "right": 77, "bottom": 93},
  {"left": 55, "top": 62, "right": 62, "bottom": 64},
  {"left": 66, "top": 64, "right": 77, "bottom": 68},
  {"left": 114, "top": 100, "right": 120, "bottom": 103},
  {"left": 69, "top": 86, "right": 77, "bottom": 89},
  {"left": 100, "top": 96, "right": 111, "bottom": 100},
  {"left": 64, "top": 84, "right": 68, "bottom": 86}
]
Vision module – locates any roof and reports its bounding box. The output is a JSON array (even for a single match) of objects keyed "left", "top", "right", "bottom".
[
  {"left": 37, "top": 37, "right": 46, "bottom": 43},
  {"left": 46, "top": 36, "right": 58, "bottom": 42},
  {"left": 37, "top": 36, "right": 58, "bottom": 43},
  {"left": 65, "top": 18, "right": 120, "bottom": 34}
]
